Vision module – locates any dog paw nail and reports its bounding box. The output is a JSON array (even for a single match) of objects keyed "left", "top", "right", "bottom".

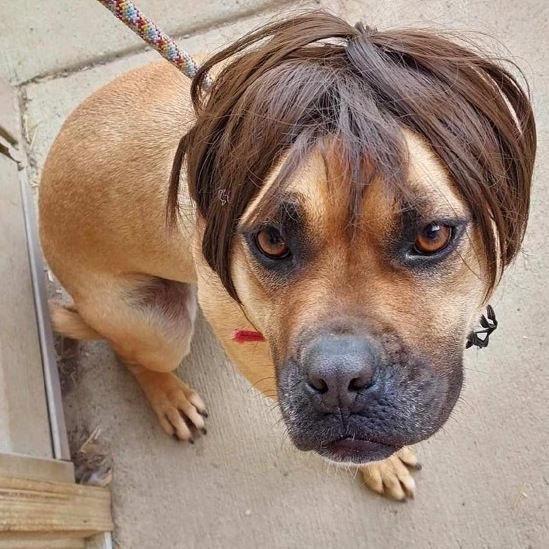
[
  {"left": 201, "top": 428, "right": 208, "bottom": 435},
  {"left": 188, "top": 438, "right": 195, "bottom": 445},
  {"left": 199, "top": 410, "right": 209, "bottom": 418}
]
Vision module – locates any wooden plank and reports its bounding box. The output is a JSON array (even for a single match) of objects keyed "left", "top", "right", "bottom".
[
  {"left": 86, "top": 533, "right": 113, "bottom": 549},
  {"left": 0, "top": 453, "right": 74, "bottom": 484},
  {"left": 0, "top": 475, "right": 113, "bottom": 537},
  {"left": 0, "top": 153, "right": 52, "bottom": 458},
  {"left": 0, "top": 536, "right": 85, "bottom": 549}
]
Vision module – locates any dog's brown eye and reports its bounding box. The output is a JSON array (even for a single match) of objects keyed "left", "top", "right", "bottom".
[
  {"left": 255, "top": 227, "right": 290, "bottom": 259},
  {"left": 413, "top": 223, "right": 452, "bottom": 254}
]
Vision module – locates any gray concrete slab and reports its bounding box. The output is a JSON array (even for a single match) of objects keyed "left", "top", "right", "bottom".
[
  {"left": 0, "top": 0, "right": 291, "bottom": 84},
  {"left": 21, "top": 8, "right": 285, "bottom": 180},
  {"left": 16, "top": 1, "right": 549, "bottom": 547},
  {"left": 0, "top": 78, "right": 20, "bottom": 145}
]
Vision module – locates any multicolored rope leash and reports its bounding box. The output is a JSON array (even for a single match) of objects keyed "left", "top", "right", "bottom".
[{"left": 96, "top": 0, "right": 214, "bottom": 91}]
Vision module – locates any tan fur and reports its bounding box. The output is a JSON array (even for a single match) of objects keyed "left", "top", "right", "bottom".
[{"left": 40, "top": 61, "right": 490, "bottom": 499}]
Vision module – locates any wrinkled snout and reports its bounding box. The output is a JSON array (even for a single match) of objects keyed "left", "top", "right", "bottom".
[{"left": 278, "top": 326, "right": 463, "bottom": 464}]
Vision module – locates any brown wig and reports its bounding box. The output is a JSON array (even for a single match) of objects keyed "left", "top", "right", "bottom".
[{"left": 168, "top": 11, "right": 536, "bottom": 302}]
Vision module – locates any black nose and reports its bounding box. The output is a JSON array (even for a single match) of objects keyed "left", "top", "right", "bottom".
[{"left": 303, "top": 335, "right": 378, "bottom": 410}]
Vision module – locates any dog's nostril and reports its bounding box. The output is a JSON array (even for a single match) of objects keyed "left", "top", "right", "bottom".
[
  {"left": 308, "top": 377, "right": 328, "bottom": 394},
  {"left": 349, "top": 376, "right": 368, "bottom": 391}
]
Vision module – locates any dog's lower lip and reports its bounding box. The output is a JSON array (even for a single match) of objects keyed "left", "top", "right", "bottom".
[{"left": 316, "top": 438, "right": 399, "bottom": 464}]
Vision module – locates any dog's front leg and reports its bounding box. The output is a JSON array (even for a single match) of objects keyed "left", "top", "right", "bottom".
[{"left": 360, "top": 446, "right": 420, "bottom": 501}]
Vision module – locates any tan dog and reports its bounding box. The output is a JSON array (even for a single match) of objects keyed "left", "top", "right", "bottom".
[{"left": 38, "top": 12, "right": 536, "bottom": 501}]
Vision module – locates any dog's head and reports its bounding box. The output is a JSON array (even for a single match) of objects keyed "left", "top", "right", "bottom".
[{"left": 170, "top": 12, "right": 536, "bottom": 463}]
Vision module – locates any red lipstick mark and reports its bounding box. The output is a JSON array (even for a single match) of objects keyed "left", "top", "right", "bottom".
[{"left": 231, "top": 329, "right": 266, "bottom": 344}]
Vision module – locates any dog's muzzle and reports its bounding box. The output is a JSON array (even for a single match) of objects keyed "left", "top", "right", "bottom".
[{"left": 277, "top": 330, "right": 463, "bottom": 464}]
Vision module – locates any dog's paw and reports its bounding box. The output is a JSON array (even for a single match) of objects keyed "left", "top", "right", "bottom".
[
  {"left": 141, "top": 372, "right": 207, "bottom": 442},
  {"left": 360, "top": 446, "right": 421, "bottom": 501}
]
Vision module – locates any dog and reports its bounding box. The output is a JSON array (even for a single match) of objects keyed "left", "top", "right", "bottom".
[{"left": 38, "top": 11, "right": 536, "bottom": 501}]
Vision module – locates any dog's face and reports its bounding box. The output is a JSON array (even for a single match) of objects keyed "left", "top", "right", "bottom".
[
  {"left": 229, "top": 131, "right": 485, "bottom": 463},
  {"left": 171, "top": 13, "right": 535, "bottom": 464}
]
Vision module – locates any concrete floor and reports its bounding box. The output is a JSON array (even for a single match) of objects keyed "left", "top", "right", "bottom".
[{"left": 2, "top": 0, "right": 548, "bottom": 547}]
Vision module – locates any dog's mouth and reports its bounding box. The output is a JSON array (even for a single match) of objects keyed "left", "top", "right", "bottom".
[
  {"left": 315, "top": 437, "right": 400, "bottom": 464},
  {"left": 277, "top": 331, "right": 463, "bottom": 465}
]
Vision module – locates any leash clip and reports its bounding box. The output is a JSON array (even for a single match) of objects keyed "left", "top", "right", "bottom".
[{"left": 466, "top": 305, "right": 498, "bottom": 349}]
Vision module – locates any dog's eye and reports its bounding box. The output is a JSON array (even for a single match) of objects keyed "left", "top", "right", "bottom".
[
  {"left": 255, "top": 227, "right": 290, "bottom": 259},
  {"left": 413, "top": 223, "right": 453, "bottom": 255}
]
